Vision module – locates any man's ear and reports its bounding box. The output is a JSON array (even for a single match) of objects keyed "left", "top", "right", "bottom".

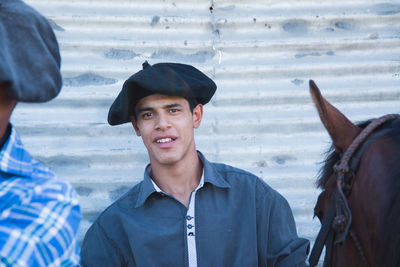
[
  {"left": 192, "top": 104, "right": 203, "bottom": 129},
  {"left": 129, "top": 115, "right": 141, "bottom": 136}
]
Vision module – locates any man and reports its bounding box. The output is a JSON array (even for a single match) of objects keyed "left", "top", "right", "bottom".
[
  {"left": 81, "top": 61, "right": 309, "bottom": 266},
  {"left": 0, "top": 0, "right": 81, "bottom": 265}
]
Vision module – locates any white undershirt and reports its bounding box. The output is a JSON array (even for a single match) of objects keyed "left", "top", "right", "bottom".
[{"left": 151, "top": 173, "right": 205, "bottom": 267}]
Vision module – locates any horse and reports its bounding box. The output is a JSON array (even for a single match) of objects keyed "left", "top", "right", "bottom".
[{"left": 307, "top": 80, "right": 400, "bottom": 267}]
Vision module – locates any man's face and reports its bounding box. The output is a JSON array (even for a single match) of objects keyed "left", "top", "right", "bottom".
[{"left": 130, "top": 94, "right": 203, "bottom": 166}]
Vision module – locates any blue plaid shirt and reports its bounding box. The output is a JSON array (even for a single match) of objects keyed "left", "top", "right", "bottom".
[{"left": 0, "top": 126, "right": 81, "bottom": 266}]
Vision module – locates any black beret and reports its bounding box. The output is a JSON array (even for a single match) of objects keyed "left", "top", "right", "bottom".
[
  {"left": 108, "top": 62, "right": 217, "bottom": 126},
  {"left": 0, "top": 0, "right": 62, "bottom": 102}
]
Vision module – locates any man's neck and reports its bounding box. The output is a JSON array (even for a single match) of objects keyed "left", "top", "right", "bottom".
[
  {"left": 150, "top": 151, "right": 203, "bottom": 207},
  {"left": 0, "top": 124, "right": 11, "bottom": 149},
  {"left": 0, "top": 121, "right": 9, "bottom": 140},
  {"left": 0, "top": 85, "right": 16, "bottom": 140},
  {"left": 0, "top": 110, "right": 13, "bottom": 149}
]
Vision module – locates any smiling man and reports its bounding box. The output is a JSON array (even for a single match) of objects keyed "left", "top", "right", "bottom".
[{"left": 81, "top": 62, "right": 309, "bottom": 266}]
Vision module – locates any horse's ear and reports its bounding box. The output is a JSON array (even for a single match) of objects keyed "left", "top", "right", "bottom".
[{"left": 309, "top": 80, "right": 361, "bottom": 153}]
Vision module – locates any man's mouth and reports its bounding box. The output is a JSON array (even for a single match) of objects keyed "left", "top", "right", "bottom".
[{"left": 156, "top": 137, "right": 175, "bottom": 143}]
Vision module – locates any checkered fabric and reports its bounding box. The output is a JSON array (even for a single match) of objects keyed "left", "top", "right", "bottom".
[{"left": 0, "top": 126, "right": 81, "bottom": 266}]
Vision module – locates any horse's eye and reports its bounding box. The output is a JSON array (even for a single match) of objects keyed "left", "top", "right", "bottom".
[
  {"left": 314, "top": 190, "right": 328, "bottom": 223},
  {"left": 315, "top": 210, "right": 324, "bottom": 221}
]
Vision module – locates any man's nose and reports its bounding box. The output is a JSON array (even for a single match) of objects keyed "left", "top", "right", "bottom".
[{"left": 155, "top": 113, "right": 171, "bottom": 130}]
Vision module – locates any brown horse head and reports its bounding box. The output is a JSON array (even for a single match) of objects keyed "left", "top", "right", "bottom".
[{"left": 309, "top": 80, "right": 400, "bottom": 267}]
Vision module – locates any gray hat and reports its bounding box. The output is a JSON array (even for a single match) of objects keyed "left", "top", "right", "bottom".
[
  {"left": 0, "top": 0, "right": 62, "bottom": 102},
  {"left": 108, "top": 62, "right": 217, "bottom": 126}
]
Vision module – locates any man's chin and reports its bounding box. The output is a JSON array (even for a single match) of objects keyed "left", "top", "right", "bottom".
[
  {"left": 159, "top": 157, "right": 180, "bottom": 166},
  {"left": 151, "top": 154, "right": 181, "bottom": 166}
]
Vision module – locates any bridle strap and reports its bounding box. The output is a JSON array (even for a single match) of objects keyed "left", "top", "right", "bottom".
[
  {"left": 349, "top": 230, "right": 369, "bottom": 267},
  {"left": 309, "top": 191, "right": 337, "bottom": 267},
  {"left": 324, "top": 227, "right": 334, "bottom": 267},
  {"left": 334, "top": 114, "right": 400, "bottom": 178},
  {"left": 333, "top": 114, "right": 400, "bottom": 245},
  {"left": 349, "top": 126, "right": 394, "bottom": 172}
]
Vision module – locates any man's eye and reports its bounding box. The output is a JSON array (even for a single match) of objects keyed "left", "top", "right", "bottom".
[
  {"left": 142, "top": 112, "right": 152, "bottom": 118},
  {"left": 169, "top": 109, "right": 179, "bottom": 113}
]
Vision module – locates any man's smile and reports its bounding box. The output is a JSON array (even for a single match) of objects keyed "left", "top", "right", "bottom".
[
  {"left": 156, "top": 137, "right": 176, "bottom": 143},
  {"left": 154, "top": 136, "right": 178, "bottom": 147}
]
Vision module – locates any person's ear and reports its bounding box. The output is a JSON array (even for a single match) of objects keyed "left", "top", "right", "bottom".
[
  {"left": 192, "top": 104, "right": 203, "bottom": 129},
  {"left": 129, "top": 115, "right": 141, "bottom": 136}
]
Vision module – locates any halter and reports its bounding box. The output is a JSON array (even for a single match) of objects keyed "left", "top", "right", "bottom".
[{"left": 309, "top": 114, "right": 400, "bottom": 267}]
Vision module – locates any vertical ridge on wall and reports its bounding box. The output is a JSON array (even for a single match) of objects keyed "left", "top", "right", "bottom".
[{"left": 20, "top": 1, "right": 400, "bottom": 265}]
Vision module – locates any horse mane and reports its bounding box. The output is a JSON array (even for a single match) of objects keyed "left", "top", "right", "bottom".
[{"left": 316, "top": 117, "right": 400, "bottom": 265}]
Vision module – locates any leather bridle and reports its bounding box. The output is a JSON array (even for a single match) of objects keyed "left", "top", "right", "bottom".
[{"left": 309, "top": 114, "right": 400, "bottom": 267}]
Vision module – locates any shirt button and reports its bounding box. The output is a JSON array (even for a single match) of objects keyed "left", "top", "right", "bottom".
[
  {"left": 186, "top": 215, "right": 193, "bottom": 220},
  {"left": 188, "top": 232, "right": 195, "bottom": 236},
  {"left": 187, "top": 224, "right": 194, "bottom": 229}
]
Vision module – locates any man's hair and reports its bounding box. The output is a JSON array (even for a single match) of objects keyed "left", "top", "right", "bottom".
[
  {"left": 130, "top": 97, "right": 199, "bottom": 120},
  {"left": 186, "top": 98, "right": 199, "bottom": 113}
]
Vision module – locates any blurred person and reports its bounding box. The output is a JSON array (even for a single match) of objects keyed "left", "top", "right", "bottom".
[{"left": 0, "top": 0, "right": 81, "bottom": 265}]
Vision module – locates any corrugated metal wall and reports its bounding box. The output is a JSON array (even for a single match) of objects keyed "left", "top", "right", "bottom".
[{"left": 18, "top": 0, "right": 400, "bottom": 263}]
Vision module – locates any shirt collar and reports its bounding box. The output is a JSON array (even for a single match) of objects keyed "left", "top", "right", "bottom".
[
  {"left": 135, "top": 151, "right": 230, "bottom": 208},
  {"left": 135, "top": 166, "right": 157, "bottom": 208},
  {"left": 0, "top": 125, "right": 35, "bottom": 177},
  {"left": 198, "top": 151, "right": 231, "bottom": 189},
  {"left": 150, "top": 169, "right": 205, "bottom": 194}
]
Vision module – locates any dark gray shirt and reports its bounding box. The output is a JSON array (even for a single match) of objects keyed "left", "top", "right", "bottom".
[{"left": 81, "top": 152, "right": 309, "bottom": 266}]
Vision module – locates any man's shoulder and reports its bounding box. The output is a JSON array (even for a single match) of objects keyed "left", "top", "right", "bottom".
[
  {"left": 208, "top": 160, "right": 281, "bottom": 199},
  {"left": 0, "top": 171, "right": 77, "bottom": 203},
  {"left": 30, "top": 159, "right": 57, "bottom": 180},
  {"left": 0, "top": 126, "right": 57, "bottom": 180},
  {"left": 209, "top": 161, "right": 268, "bottom": 187},
  {"left": 205, "top": 159, "right": 261, "bottom": 186},
  {"left": 94, "top": 181, "right": 142, "bottom": 221},
  {"left": 211, "top": 161, "right": 257, "bottom": 178}
]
